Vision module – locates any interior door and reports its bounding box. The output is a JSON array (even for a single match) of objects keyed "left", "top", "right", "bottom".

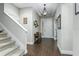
[{"left": 42, "top": 18, "right": 53, "bottom": 38}]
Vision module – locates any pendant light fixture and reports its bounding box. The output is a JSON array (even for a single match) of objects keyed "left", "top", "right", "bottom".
[{"left": 42, "top": 4, "right": 47, "bottom": 16}]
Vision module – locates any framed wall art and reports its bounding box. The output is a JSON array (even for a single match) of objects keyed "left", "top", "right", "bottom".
[
  {"left": 75, "top": 3, "right": 79, "bottom": 15},
  {"left": 34, "top": 20, "right": 39, "bottom": 28},
  {"left": 56, "top": 14, "right": 61, "bottom": 29},
  {"left": 23, "top": 17, "right": 27, "bottom": 24}
]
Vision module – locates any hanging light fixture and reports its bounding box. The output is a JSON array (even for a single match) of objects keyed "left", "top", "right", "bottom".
[{"left": 42, "top": 4, "right": 47, "bottom": 16}]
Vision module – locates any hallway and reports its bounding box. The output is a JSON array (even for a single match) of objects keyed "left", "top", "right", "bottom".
[
  {"left": 0, "top": 3, "right": 74, "bottom": 56},
  {"left": 26, "top": 38, "right": 60, "bottom": 56}
]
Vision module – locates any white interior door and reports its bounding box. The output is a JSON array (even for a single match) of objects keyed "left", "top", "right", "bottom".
[{"left": 42, "top": 17, "right": 53, "bottom": 38}]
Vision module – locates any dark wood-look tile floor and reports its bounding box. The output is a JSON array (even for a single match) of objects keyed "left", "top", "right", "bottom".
[{"left": 26, "top": 38, "right": 61, "bottom": 56}]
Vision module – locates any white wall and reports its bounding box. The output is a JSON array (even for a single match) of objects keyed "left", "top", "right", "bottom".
[
  {"left": 54, "top": 4, "right": 62, "bottom": 52},
  {"left": 4, "top": 3, "right": 20, "bottom": 21},
  {"left": 73, "top": 13, "right": 79, "bottom": 55},
  {"left": 0, "top": 3, "right": 4, "bottom": 30},
  {"left": 55, "top": 4, "right": 73, "bottom": 55},
  {"left": 19, "top": 8, "right": 40, "bottom": 44},
  {"left": 19, "top": 8, "right": 33, "bottom": 44},
  {"left": 40, "top": 17, "right": 54, "bottom": 38},
  {"left": 61, "top": 4, "right": 73, "bottom": 51},
  {"left": 73, "top": 3, "right": 79, "bottom": 56},
  {"left": 32, "top": 10, "right": 40, "bottom": 40},
  {"left": 54, "top": 4, "right": 61, "bottom": 41}
]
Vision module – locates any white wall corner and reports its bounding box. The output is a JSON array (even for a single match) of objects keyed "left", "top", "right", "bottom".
[{"left": 57, "top": 43, "right": 73, "bottom": 55}]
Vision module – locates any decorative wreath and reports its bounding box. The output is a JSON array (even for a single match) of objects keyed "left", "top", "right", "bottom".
[{"left": 34, "top": 20, "right": 39, "bottom": 28}]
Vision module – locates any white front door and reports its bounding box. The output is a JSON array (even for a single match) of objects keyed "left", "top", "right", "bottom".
[{"left": 42, "top": 17, "right": 53, "bottom": 38}]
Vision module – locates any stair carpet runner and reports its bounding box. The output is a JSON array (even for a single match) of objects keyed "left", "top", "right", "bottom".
[{"left": 0, "top": 30, "right": 24, "bottom": 56}]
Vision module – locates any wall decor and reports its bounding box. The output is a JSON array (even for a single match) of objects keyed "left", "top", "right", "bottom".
[
  {"left": 56, "top": 14, "right": 61, "bottom": 29},
  {"left": 34, "top": 20, "right": 39, "bottom": 28},
  {"left": 75, "top": 3, "right": 79, "bottom": 15},
  {"left": 23, "top": 17, "right": 27, "bottom": 24}
]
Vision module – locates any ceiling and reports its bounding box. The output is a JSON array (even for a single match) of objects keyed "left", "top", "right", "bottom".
[{"left": 13, "top": 3, "right": 59, "bottom": 17}]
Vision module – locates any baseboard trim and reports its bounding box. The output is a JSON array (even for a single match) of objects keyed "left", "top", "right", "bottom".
[
  {"left": 54, "top": 37, "right": 57, "bottom": 40},
  {"left": 57, "top": 43, "right": 73, "bottom": 55},
  {"left": 60, "top": 50, "right": 73, "bottom": 55},
  {"left": 42, "top": 36, "right": 54, "bottom": 39},
  {"left": 27, "top": 42, "right": 34, "bottom": 45}
]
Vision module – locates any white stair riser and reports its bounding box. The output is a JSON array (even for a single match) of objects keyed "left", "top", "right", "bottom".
[
  {"left": 0, "top": 42, "right": 15, "bottom": 51},
  {"left": 5, "top": 48, "right": 19, "bottom": 56},
  {"left": 0, "top": 33, "right": 7, "bottom": 37},
  {"left": 4, "top": 48, "right": 17, "bottom": 56},
  {"left": 0, "top": 37, "right": 11, "bottom": 43},
  {"left": 0, "top": 46, "right": 17, "bottom": 56}
]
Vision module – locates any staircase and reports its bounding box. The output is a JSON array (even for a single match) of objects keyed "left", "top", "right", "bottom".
[{"left": 0, "top": 30, "right": 24, "bottom": 56}]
